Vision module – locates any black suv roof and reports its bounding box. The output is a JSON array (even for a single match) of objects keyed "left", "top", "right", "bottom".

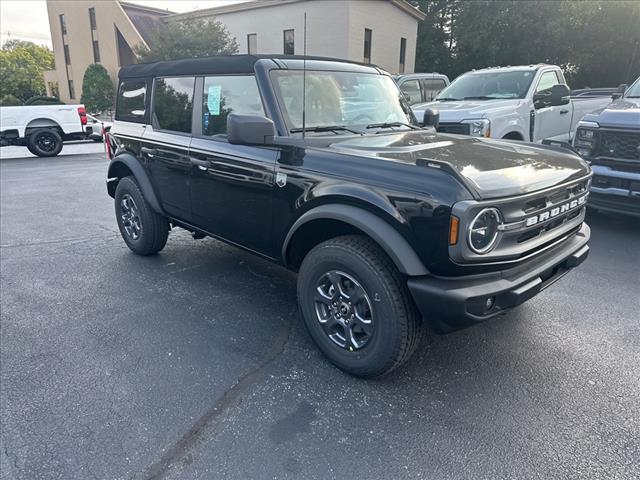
[{"left": 118, "top": 54, "right": 381, "bottom": 80}]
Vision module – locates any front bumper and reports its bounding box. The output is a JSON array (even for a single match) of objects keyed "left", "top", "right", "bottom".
[
  {"left": 407, "top": 223, "right": 590, "bottom": 333},
  {"left": 588, "top": 164, "right": 640, "bottom": 217}
]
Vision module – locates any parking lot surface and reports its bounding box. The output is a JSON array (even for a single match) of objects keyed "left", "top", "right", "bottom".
[{"left": 1, "top": 152, "right": 639, "bottom": 480}]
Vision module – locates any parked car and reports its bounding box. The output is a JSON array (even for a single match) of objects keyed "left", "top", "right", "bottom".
[
  {"left": 412, "top": 64, "right": 612, "bottom": 143},
  {"left": 106, "top": 55, "right": 591, "bottom": 377},
  {"left": 393, "top": 73, "right": 450, "bottom": 106},
  {"left": 86, "top": 114, "right": 112, "bottom": 142},
  {"left": 0, "top": 104, "right": 88, "bottom": 156},
  {"left": 573, "top": 77, "right": 640, "bottom": 216}
]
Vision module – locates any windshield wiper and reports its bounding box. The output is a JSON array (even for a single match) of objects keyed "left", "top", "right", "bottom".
[
  {"left": 435, "top": 97, "right": 461, "bottom": 101},
  {"left": 462, "top": 96, "right": 498, "bottom": 100},
  {"left": 290, "top": 125, "right": 363, "bottom": 134},
  {"left": 365, "top": 122, "right": 419, "bottom": 131}
]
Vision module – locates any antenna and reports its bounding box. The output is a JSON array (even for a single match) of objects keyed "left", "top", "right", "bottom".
[{"left": 301, "top": 12, "right": 307, "bottom": 139}]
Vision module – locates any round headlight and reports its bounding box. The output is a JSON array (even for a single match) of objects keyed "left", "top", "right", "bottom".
[{"left": 468, "top": 208, "right": 502, "bottom": 254}]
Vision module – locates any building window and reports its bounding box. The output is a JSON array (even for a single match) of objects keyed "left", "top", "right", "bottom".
[
  {"left": 59, "top": 14, "right": 67, "bottom": 35},
  {"left": 363, "top": 28, "right": 372, "bottom": 64},
  {"left": 247, "top": 33, "right": 257, "bottom": 54},
  {"left": 89, "top": 8, "right": 97, "bottom": 30},
  {"left": 283, "top": 29, "right": 294, "bottom": 55},
  {"left": 63, "top": 44, "right": 71, "bottom": 65},
  {"left": 399, "top": 37, "right": 407, "bottom": 74},
  {"left": 152, "top": 77, "right": 195, "bottom": 133},
  {"left": 92, "top": 40, "right": 100, "bottom": 63},
  {"left": 68, "top": 79, "right": 75, "bottom": 99}
]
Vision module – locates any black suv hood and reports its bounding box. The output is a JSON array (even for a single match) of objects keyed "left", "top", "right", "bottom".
[
  {"left": 581, "top": 97, "right": 640, "bottom": 129},
  {"left": 327, "top": 130, "right": 590, "bottom": 199}
]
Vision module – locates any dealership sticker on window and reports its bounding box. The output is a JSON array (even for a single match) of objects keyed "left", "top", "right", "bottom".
[{"left": 207, "top": 85, "right": 222, "bottom": 115}]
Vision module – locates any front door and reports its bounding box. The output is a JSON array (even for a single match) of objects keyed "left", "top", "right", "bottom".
[
  {"left": 532, "top": 70, "right": 572, "bottom": 142},
  {"left": 189, "top": 74, "right": 277, "bottom": 256},
  {"left": 144, "top": 76, "right": 196, "bottom": 221}
]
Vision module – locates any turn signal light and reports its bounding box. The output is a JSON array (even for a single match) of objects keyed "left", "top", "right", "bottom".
[{"left": 449, "top": 215, "right": 459, "bottom": 245}]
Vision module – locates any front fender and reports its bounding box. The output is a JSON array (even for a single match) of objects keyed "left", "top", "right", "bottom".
[
  {"left": 107, "top": 153, "right": 163, "bottom": 214},
  {"left": 282, "top": 204, "right": 429, "bottom": 276}
]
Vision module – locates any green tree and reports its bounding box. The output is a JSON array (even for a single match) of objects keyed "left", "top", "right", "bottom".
[
  {"left": 0, "top": 94, "right": 22, "bottom": 106},
  {"left": 0, "top": 40, "right": 54, "bottom": 102},
  {"left": 80, "top": 63, "right": 114, "bottom": 113},
  {"left": 411, "top": 1, "right": 640, "bottom": 88},
  {"left": 134, "top": 17, "right": 238, "bottom": 62}
]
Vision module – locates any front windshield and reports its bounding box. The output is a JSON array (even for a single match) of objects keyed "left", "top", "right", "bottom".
[
  {"left": 625, "top": 78, "right": 640, "bottom": 97},
  {"left": 270, "top": 70, "right": 414, "bottom": 133},
  {"left": 436, "top": 70, "right": 536, "bottom": 100}
]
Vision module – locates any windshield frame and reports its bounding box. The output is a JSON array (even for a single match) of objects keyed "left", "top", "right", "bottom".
[
  {"left": 268, "top": 68, "right": 417, "bottom": 136},
  {"left": 435, "top": 69, "right": 537, "bottom": 101},
  {"left": 623, "top": 77, "right": 640, "bottom": 98}
]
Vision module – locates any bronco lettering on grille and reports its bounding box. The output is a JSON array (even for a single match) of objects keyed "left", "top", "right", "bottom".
[{"left": 524, "top": 195, "right": 587, "bottom": 227}]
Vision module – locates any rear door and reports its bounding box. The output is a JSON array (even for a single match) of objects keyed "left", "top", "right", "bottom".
[
  {"left": 189, "top": 74, "right": 278, "bottom": 255},
  {"left": 143, "top": 76, "right": 195, "bottom": 221},
  {"left": 532, "top": 70, "right": 572, "bottom": 142}
]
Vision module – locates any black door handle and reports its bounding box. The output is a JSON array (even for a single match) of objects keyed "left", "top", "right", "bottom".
[
  {"left": 559, "top": 109, "right": 569, "bottom": 115},
  {"left": 190, "top": 157, "right": 210, "bottom": 170},
  {"left": 141, "top": 147, "right": 157, "bottom": 157}
]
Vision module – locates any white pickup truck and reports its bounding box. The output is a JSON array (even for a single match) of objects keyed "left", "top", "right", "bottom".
[
  {"left": 0, "top": 104, "right": 88, "bottom": 157},
  {"left": 412, "top": 64, "right": 612, "bottom": 144}
]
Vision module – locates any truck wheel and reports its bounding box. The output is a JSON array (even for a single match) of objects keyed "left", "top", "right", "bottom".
[
  {"left": 27, "top": 128, "right": 63, "bottom": 157},
  {"left": 114, "top": 176, "right": 169, "bottom": 256},
  {"left": 297, "top": 235, "right": 421, "bottom": 378}
]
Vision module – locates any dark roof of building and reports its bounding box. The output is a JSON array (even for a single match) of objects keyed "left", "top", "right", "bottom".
[
  {"left": 120, "top": 2, "right": 172, "bottom": 45},
  {"left": 118, "top": 54, "right": 381, "bottom": 79}
]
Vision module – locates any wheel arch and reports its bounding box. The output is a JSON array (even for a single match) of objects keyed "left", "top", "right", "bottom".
[
  {"left": 502, "top": 131, "right": 524, "bottom": 140},
  {"left": 25, "top": 118, "right": 63, "bottom": 135},
  {"left": 282, "top": 204, "right": 429, "bottom": 276},
  {"left": 106, "top": 153, "right": 163, "bottom": 214}
]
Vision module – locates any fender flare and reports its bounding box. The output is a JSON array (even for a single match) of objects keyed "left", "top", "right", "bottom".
[
  {"left": 107, "top": 153, "right": 163, "bottom": 214},
  {"left": 282, "top": 204, "right": 429, "bottom": 276}
]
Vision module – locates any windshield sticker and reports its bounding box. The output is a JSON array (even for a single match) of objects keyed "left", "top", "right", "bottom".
[{"left": 207, "top": 85, "right": 222, "bottom": 115}]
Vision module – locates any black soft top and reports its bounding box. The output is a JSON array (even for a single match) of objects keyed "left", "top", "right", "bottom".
[{"left": 118, "top": 54, "right": 381, "bottom": 79}]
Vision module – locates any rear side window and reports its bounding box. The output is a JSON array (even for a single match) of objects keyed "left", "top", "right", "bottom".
[
  {"left": 400, "top": 80, "right": 422, "bottom": 105},
  {"left": 421, "top": 78, "right": 446, "bottom": 101},
  {"left": 116, "top": 80, "right": 147, "bottom": 123},
  {"left": 202, "top": 75, "right": 264, "bottom": 136},
  {"left": 152, "top": 77, "right": 195, "bottom": 133}
]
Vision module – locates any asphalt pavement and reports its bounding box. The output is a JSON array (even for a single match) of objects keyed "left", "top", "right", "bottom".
[{"left": 1, "top": 152, "right": 639, "bottom": 480}]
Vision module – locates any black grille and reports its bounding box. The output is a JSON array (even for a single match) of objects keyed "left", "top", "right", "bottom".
[
  {"left": 437, "top": 123, "right": 471, "bottom": 135},
  {"left": 596, "top": 130, "right": 640, "bottom": 161}
]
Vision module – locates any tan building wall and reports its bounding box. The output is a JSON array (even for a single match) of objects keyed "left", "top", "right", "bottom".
[
  {"left": 45, "top": 0, "right": 159, "bottom": 104},
  {"left": 168, "top": 0, "right": 423, "bottom": 74}
]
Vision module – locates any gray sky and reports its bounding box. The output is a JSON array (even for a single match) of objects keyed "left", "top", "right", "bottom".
[{"left": 0, "top": 0, "right": 245, "bottom": 47}]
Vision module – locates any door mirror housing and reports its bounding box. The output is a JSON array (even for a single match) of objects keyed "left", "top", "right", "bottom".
[
  {"left": 422, "top": 108, "right": 440, "bottom": 129},
  {"left": 549, "top": 84, "right": 571, "bottom": 106},
  {"left": 612, "top": 83, "right": 628, "bottom": 100},
  {"left": 227, "top": 114, "right": 276, "bottom": 146}
]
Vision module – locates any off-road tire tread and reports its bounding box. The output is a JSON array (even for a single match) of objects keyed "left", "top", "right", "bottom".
[
  {"left": 115, "top": 176, "right": 169, "bottom": 255},
  {"left": 300, "top": 235, "right": 422, "bottom": 377}
]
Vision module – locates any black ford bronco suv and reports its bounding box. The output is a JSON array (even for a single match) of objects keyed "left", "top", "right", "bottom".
[{"left": 106, "top": 55, "right": 591, "bottom": 377}]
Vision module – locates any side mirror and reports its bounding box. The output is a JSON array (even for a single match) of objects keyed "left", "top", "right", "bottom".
[
  {"left": 550, "top": 84, "right": 570, "bottom": 106},
  {"left": 227, "top": 113, "right": 275, "bottom": 146},
  {"left": 422, "top": 108, "right": 440, "bottom": 129},
  {"left": 612, "top": 83, "right": 627, "bottom": 100}
]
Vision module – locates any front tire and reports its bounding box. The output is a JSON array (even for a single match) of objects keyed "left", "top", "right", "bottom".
[
  {"left": 115, "top": 176, "right": 169, "bottom": 255},
  {"left": 297, "top": 235, "right": 421, "bottom": 378},
  {"left": 27, "top": 128, "right": 63, "bottom": 157}
]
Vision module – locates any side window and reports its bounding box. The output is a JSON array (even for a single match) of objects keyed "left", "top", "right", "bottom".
[
  {"left": 202, "top": 75, "right": 265, "bottom": 137},
  {"left": 536, "top": 71, "right": 560, "bottom": 94},
  {"left": 421, "top": 78, "right": 446, "bottom": 101},
  {"left": 116, "top": 80, "right": 147, "bottom": 123},
  {"left": 152, "top": 76, "right": 195, "bottom": 133},
  {"left": 400, "top": 80, "right": 422, "bottom": 105}
]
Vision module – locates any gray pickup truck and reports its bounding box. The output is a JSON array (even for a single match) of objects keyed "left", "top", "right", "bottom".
[{"left": 573, "top": 77, "right": 640, "bottom": 216}]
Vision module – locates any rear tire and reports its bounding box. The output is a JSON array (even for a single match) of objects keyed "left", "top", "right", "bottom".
[
  {"left": 297, "top": 235, "right": 421, "bottom": 378},
  {"left": 27, "top": 128, "right": 63, "bottom": 157},
  {"left": 115, "top": 176, "right": 169, "bottom": 255}
]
